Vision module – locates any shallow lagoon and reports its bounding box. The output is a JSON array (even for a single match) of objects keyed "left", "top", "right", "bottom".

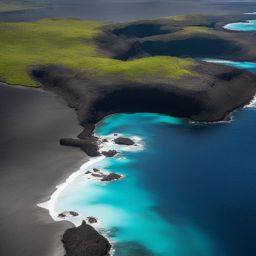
[{"left": 224, "top": 19, "right": 256, "bottom": 31}]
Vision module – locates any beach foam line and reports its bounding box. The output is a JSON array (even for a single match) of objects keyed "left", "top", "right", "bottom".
[
  {"left": 245, "top": 94, "right": 256, "bottom": 108},
  {"left": 38, "top": 133, "right": 144, "bottom": 222},
  {"left": 38, "top": 156, "right": 105, "bottom": 221},
  {"left": 99, "top": 133, "right": 144, "bottom": 152}
]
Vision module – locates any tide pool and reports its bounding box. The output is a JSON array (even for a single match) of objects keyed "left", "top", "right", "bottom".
[{"left": 224, "top": 19, "right": 256, "bottom": 31}]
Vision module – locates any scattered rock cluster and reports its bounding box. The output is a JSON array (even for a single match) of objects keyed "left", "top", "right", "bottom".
[
  {"left": 101, "top": 150, "right": 118, "bottom": 157},
  {"left": 58, "top": 211, "right": 79, "bottom": 218},
  {"left": 86, "top": 168, "right": 122, "bottom": 182}
]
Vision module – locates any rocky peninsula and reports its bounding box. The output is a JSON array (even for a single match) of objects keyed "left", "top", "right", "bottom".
[
  {"left": 1, "top": 12, "right": 256, "bottom": 256},
  {"left": 28, "top": 15, "right": 256, "bottom": 157}
]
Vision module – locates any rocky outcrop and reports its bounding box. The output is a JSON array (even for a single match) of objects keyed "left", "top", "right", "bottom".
[
  {"left": 87, "top": 217, "right": 98, "bottom": 224},
  {"left": 101, "top": 150, "right": 118, "bottom": 157},
  {"left": 62, "top": 220, "right": 111, "bottom": 256},
  {"left": 58, "top": 211, "right": 79, "bottom": 218},
  {"left": 86, "top": 168, "right": 122, "bottom": 182},
  {"left": 114, "top": 137, "right": 135, "bottom": 146},
  {"left": 101, "top": 173, "right": 122, "bottom": 182},
  {"left": 60, "top": 138, "right": 99, "bottom": 157}
]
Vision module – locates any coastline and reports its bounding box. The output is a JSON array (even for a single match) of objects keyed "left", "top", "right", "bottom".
[
  {"left": 0, "top": 82, "right": 86, "bottom": 256},
  {"left": 1, "top": 9, "right": 256, "bottom": 256}
]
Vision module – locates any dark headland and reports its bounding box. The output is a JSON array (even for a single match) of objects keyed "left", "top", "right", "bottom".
[
  {"left": 31, "top": 14, "right": 256, "bottom": 159},
  {"left": 1, "top": 9, "right": 256, "bottom": 256},
  {"left": 30, "top": 14, "right": 256, "bottom": 254}
]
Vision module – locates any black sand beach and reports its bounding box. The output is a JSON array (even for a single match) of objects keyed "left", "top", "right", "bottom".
[{"left": 0, "top": 83, "right": 86, "bottom": 256}]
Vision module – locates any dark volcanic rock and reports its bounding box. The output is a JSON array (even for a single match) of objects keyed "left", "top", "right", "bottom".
[
  {"left": 60, "top": 137, "right": 100, "bottom": 157},
  {"left": 87, "top": 217, "right": 98, "bottom": 224},
  {"left": 91, "top": 173, "right": 102, "bottom": 178},
  {"left": 101, "top": 173, "right": 122, "bottom": 182},
  {"left": 58, "top": 211, "right": 79, "bottom": 218},
  {"left": 62, "top": 220, "right": 111, "bottom": 256},
  {"left": 114, "top": 137, "right": 135, "bottom": 146},
  {"left": 101, "top": 150, "right": 118, "bottom": 157}
]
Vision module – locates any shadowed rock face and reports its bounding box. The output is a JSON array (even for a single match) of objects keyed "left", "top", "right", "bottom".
[
  {"left": 31, "top": 14, "right": 256, "bottom": 157},
  {"left": 31, "top": 63, "right": 256, "bottom": 123},
  {"left": 97, "top": 14, "right": 256, "bottom": 61},
  {"left": 112, "top": 23, "right": 176, "bottom": 38},
  {"left": 62, "top": 221, "right": 111, "bottom": 256},
  {"left": 139, "top": 37, "right": 241, "bottom": 59}
]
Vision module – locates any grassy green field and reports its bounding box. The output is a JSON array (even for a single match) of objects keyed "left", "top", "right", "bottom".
[
  {"left": 0, "top": 18, "right": 195, "bottom": 87},
  {"left": 0, "top": 0, "right": 42, "bottom": 13}
]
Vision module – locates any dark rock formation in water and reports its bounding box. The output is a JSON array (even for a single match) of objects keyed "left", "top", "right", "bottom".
[
  {"left": 58, "top": 211, "right": 79, "bottom": 218},
  {"left": 101, "top": 150, "right": 118, "bottom": 157},
  {"left": 87, "top": 217, "right": 98, "bottom": 224},
  {"left": 101, "top": 173, "right": 122, "bottom": 182},
  {"left": 114, "top": 137, "right": 135, "bottom": 146},
  {"left": 86, "top": 167, "right": 122, "bottom": 182},
  {"left": 62, "top": 220, "right": 111, "bottom": 256}
]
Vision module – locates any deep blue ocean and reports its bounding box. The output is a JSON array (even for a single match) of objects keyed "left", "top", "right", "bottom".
[{"left": 43, "top": 21, "right": 256, "bottom": 256}]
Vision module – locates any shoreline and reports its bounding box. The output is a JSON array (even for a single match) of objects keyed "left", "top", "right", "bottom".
[
  {"left": 38, "top": 127, "right": 144, "bottom": 253},
  {"left": 1, "top": 9, "right": 256, "bottom": 256},
  {"left": 0, "top": 82, "right": 86, "bottom": 256}
]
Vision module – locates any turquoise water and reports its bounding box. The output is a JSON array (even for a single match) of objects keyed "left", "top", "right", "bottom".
[
  {"left": 42, "top": 60, "right": 256, "bottom": 256},
  {"left": 224, "top": 19, "right": 256, "bottom": 31},
  {"left": 202, "top": 59, "right": 256, "bottom": 74},
  {"left": 47, "top": 114, "right": 220, "bottom": 256}
]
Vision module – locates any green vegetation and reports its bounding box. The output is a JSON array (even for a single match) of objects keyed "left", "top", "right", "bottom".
[
  {"left": 165, "top": 14, "right": 208, "bottom": 24},
  {"left": 182, "top": 26, "right": 213, "bottom": 34},
  {"left": 0, "top": 0, "right": 42, "bottom": 13},
  {"left": 0, "top": 18, "right": 195, "bottom": 87}
]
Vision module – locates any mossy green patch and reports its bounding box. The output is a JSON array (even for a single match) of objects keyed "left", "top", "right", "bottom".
[
  {"left": 0, "top": 18, "right": 195, "bottom": 87},
  {"left": 182, "top": 26, "right": 213, "bottom": 34},
  {"left": 164, "top": 15, "right": 211, "bottom": 26}
]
